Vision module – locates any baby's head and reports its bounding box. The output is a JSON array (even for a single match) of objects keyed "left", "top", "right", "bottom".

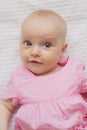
[{"left": 20, "top": 9, "right": 68, "bottom": 75}]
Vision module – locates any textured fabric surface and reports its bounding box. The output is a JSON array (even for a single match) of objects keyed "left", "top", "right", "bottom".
[{"left": 0, "top": 0, "right": 87, "bottom": 130}]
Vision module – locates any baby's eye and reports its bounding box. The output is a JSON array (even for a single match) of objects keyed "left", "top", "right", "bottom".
[
  {"left": 23, "top": 40, "right": 32, "bottom": 46},
  {"left": 43, "top": 42, "right": 52, "bottom": 48}
]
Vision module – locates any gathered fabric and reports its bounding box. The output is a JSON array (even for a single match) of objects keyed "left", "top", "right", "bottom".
[{"left": 1, "top": 57, "right": 87, "bottom": 130}]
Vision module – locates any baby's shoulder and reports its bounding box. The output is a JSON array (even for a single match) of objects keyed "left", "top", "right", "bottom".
[
  {"left": 13, "top": 64, "right": 26, "bottom": 72},
  {"left": 11, "top": 64, "right": 25, "bottom": 75},
  {"left": 70, "top": 56, "right": 85, "bottom": 69},
  {"left": 11, "top": 64, "right": 34, "bottom": 78}
]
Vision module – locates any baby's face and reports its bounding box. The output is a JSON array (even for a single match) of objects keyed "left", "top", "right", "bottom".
[{"left": 20, "top": 16, "right": 67, "bottom": 75}]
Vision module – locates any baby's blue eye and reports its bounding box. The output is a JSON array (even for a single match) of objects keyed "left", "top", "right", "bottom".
[
  {"left": 44, "top": 42, "right": 51, "bottom": 48},
  {"left": 24, "top": 40, "right": 32, "bottom": 46}
]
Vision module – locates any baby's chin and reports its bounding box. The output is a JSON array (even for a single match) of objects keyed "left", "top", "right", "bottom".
[{"left": 24, "top": 66, "right": 43, "bottom": 75}]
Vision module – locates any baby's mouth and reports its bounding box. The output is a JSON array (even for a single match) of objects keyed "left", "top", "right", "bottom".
[{"left": 28, "top": 60, "right": 43, "bottom": 64}]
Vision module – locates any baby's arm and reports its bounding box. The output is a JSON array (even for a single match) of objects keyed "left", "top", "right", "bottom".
[{"left": 0, "top": 99, "right": 15, "bottom": 130}]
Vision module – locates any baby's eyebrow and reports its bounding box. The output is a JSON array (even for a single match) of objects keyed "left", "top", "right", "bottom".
[
  {"left": 21, "top": 36, "right": 31, "bottom": 41},
  {"left": 44, "top": 37, "right": 58, "bottom": 42}
]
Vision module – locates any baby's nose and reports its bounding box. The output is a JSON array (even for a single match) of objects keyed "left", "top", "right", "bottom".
[{"left": 31, "top": 46, "right": 40, "bottom": 57}]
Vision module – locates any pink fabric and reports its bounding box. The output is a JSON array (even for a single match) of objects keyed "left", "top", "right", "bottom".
[{"left": 1, "top": 57, "right": 87, "bottom": 130}]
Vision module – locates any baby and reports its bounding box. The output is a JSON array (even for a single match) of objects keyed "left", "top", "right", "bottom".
[{"left": 0, "top": 9, "right": 87, "bottom": 130}]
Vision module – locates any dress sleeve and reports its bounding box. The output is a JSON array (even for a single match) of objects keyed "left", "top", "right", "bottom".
[
  {"left": 1, "top": 68, "right": 20, "bottom": 107},
  {"left": 78, "top": 63, "right": 87, "bottom": 93}
]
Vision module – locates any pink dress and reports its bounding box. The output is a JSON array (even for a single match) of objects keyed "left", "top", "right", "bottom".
[{"left": 1, "top": 56, "right": 87, "bottom": 130}]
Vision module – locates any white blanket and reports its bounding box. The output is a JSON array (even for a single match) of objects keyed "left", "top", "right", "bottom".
[{"left": 0, "top": 0, "right": 87, "bottom": 129}]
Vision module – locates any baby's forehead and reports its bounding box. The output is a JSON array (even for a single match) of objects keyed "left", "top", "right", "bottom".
[
  {"left": 22, "top": 10, "right": 67, "bottom": 35},
  {"left": 22, "top": 10, "right": 67, "bottom": 42},
  {"left": 24, "top": 10, "right": 65, "bottom": 26}
]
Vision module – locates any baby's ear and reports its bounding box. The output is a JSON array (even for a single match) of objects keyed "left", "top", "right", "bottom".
[{"left": 61, "top": 43, "right": 68, "bottom": 56}]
